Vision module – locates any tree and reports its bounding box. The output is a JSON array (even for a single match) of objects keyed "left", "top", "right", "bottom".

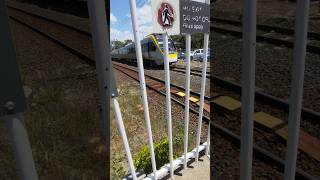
[
  {"left": 171, "top": 34, "right": 185, "bottom": 50},
  {"left": 170, "top": 33, "right": 205, "bottom": 51},
  {"left": 191, "top": 33, "right": 204, "bottom": 49},
  {"left": 111, "top": 40, "right": 125, "bottom": 50},
  {"left": 123, "top": 39, "right": 133, "bottom": 46}
]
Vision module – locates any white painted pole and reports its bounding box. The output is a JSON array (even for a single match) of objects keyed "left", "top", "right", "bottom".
[
  {"left": 5, "top": 113, "right": 38, "bottom": 180},
  {"left": 183, "top": 34, "right": 191, "bottom": 169},
  {"left": 195, "top": 32, "right": 209, "bottom": 163},
  {"left": 128, "top": 0, "right": 157, "bottom": 178},
  {"left": 163, "top": 33, "right": 174, "bottom": 178},
  {"left": 195, "top": 0, "right": 211, "bottom": 164},
  {"left": 284, "top": 0, "right": 310, "bottom": 179},
  {"left": 112, "top": 98, "right": 137, "bottom": 180},
  {"left": 240, "top": 0, "right": 256, "bottom": 179},
  {"left": 205, "top": 124, "right": 210, "bottom": 156}
]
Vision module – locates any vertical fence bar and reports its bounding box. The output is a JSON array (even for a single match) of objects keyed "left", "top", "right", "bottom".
[
  {"left": 195, "top": 0, "right": 210, "bottom": 162},
  {"left": 5, "top": 114, "right": 38, "bottom": 180},
  {"left": 1, "top": 1, "right": 38, "bottom": 179},
  {"left": 284, "top": 0, "right": 310, "bottom": 179},
  {"left": 183, "top": 34, "right": 191, "bottom": 169},
  {"left": 205, "top": 124, "right": 210, "bottom": 156},
  {"left": 163, "top": 33, "right": 174, "bottom": 178},
  {"left": 87, "top": 0, "right": 110, "bottom": 151},
  {"left": 240, "top": 0, "right": 256, "bottom": 179},
  {"left": 87, "top": 1, "right": 118, "bottom": 178},
  {"left": 128, "top": 0, "right": 157, "bottom": 178},
  {"left": 112, "top": 98, "right": 137, "bottom": 180}
]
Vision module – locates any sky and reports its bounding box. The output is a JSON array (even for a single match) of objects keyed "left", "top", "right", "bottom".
[
  {"left": 110, "top": 0, "right": 207, "bottom": 41},
  {"left": 110, "top": 0, "right": 153, "bottom": 41}
]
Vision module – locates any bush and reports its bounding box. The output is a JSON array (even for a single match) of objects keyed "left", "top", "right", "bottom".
[{"left": 133, "top": 137, "right": 179, "bottom": 175}]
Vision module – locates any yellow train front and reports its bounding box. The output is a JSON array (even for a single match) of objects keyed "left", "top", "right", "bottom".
[{"left": 111, "top": 33, "right": 178, "bottom": 66}]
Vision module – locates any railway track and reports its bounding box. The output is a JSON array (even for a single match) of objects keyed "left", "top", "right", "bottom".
[
  {"left": 211, "top": 17, "right": 320, "bottom": 41},
  {"left": 7, "top": 5, "right": 320, "bottom": 179},
  {"left": 211, "top": 17, "right": 320, "bottom": 54},
  {"left": 170, "top": 66, "right": 210, "bottom": 79},
  {"left": 171, "top": 65, "right": 320, "bottom": 121}
]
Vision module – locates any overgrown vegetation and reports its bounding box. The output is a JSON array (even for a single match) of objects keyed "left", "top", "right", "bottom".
[
  {"left": 134, "top": 137, "right": 179, "bottom": 175},
  {"left": 110, "top": 82, "right": 203, "bottom": 179},
  {"left": 133, "top": 126, "right": 192, "bottom": 176}
]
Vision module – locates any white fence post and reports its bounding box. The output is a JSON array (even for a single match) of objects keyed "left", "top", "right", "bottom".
[
  {"left": 206, "top": 124, "right": 210, "bottom": 157},
  {"left": 163, "top": 33, "right": 174, "bottom": 178},
  {"left": 128, "top": 0, "right": 157, "bottom": 178},
  {"left": 284, "top": 0, "right": 310, "bottom": 179},
  {"left": 112, "top": 98, "right": 137, "bottom": 180},
  {"left": 240, "top": 0, "right": 256, "bottom": 179},
  {"left": 87, "top": 0, "right": 137, "bottom": 179},
  {"left": 195, "top": 0, "right": 211, "bottom": 163},
  {"left": 183, "top": 34, "right": 192, "bottom": 169},
  {"left": 5, "top": 114, "right": 38, "bottom": 180}
]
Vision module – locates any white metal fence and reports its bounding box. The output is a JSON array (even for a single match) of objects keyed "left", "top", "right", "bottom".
[
  {"left": 1, "top": 0, "right": 311, "bottom": 179},
  {"left": 93, "top": 0, "right": 211, "bottom": 179},
  {"left": 239, "top": 0, "right": 310, "bottom": 180},
  {"left": 99, "top": 0, "right": 309, "bottom": 179}
]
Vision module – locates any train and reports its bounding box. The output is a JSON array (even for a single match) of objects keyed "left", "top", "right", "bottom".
[{"left": 111, "top": 33, "right": 178, "bottom": 66}]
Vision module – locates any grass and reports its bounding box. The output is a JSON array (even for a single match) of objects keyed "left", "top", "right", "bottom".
[
  {"left": 110, "top": 82, "right": 204, "bottom": 178},
  {"left": 110, "top": 85, "right": 146, "bottom": 179},
  {"left": 0, "top": 81, "right": 106, "bottom": 179}
]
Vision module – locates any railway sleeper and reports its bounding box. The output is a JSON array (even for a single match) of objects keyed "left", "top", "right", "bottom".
[
  {"left": 211, "top": 94, "right": 320, "bottom": 162},
  {"left": 276, "top": 127, "right": 320, "bottom": 162}
]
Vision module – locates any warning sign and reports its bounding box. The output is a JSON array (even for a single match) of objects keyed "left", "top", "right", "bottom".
[
  {"left": 152, "top": 0, "right": 180, "bottom": 35},
  {"left": 180, "top": 0, "right": 210, "bottom": 34}
]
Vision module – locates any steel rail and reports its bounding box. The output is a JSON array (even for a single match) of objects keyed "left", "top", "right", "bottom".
[
  {"left": 211, "top": 17, "right": 320, "bottom": 41},
  {"left": 211, "top": 26, "right": 320, "bottom": 54},
  {"left": 171, "top": 66, "right": 320, "bottom": 122}
]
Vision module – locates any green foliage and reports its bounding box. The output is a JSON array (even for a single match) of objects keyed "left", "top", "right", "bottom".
[
  {"left": 123, "top": 39, "right": 133, "bottom": 46},
  {"left": 191, "top": 33, "right": 205, "bottom": 49},
  {"left": 171, "top": 33, "right": 204, "bottom": 50},
  {"left": 134, "top": 137, "right": 183, "bottom": 175},
  {"left": 112, "top": 40, "right": 125, "bottom": 50},
  {"left": 171, "top": 34, "right": 185, "bottom": 50}
]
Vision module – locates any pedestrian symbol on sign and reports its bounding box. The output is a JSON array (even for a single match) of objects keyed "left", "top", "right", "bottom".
[{"left": 157, "top": 2, "right": 175, "bottom": 29}]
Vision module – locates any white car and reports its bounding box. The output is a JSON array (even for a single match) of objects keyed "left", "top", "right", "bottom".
[{"left": 191, "top": 48, "right": 211, "bottom": 61}]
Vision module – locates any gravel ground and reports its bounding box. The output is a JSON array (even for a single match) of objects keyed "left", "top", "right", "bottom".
[
  {"left": 8, "top": 8, "right": 94, "bottom": 60},
  {"left": 212, "top": 0, "right": 320, "bottom": 33},
  {"left": 144, "top": 68, "right": 210, "bottom": 97},
  {"left": 212, "top": 85, "right": 320, "bottom": 178},
  {"left": 212, "top": 31, "right": 320, "bottom": 112},
  {"left": 211, "top": 125, "right": 284, "bottom": 179},
  {"left": 7, "top": 0, "right": 90, "bottom": 33}
]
